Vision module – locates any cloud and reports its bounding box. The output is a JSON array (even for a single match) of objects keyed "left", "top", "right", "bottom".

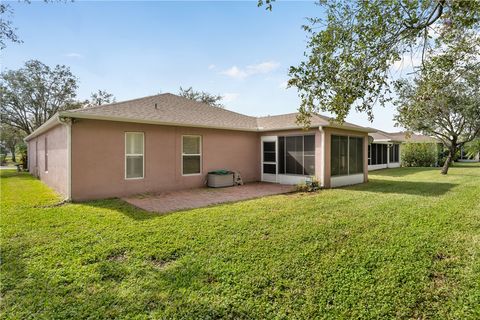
[
  {"left": 223, "top": 92, "right": 239, "bottom": 103},
  {"left": 65, "top": 52, "right": 83, "bottom": 59},
  {"left": 221, "top": 66, "right": 248, "bottom": 79},
  {"left": 208, "top": 64, "right": 216, "bottom": 70},
  {"left": 220, "top": 61, "right": 280, "bottom": 80},
  {"left": 391, "top": 53, "right": 422, "bottom": 73}
]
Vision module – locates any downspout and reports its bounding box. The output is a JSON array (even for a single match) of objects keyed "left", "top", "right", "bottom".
[{"left": 59, "top": 116, "right": 72, "bottom": 201}]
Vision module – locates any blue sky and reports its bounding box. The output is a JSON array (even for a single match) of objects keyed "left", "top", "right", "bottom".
[{"left": 3, "top": 0, "right": 407, "bottom": 131}]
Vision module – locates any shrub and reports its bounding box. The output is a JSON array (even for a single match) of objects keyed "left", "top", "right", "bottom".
[
  {"left": 0, "top": 154, "right": 6, "bottom": 166},
  {"left": 296, "top": 176, "right": 321, "bottom": 192},
  {"left": 401, "top": 143, "right": 438, "bottom": 167}
]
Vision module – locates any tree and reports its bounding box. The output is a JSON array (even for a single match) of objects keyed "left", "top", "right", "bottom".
[
  {"left": 1, "top": 1, "right": 70, "bottom": 50},
  {"left": 87, "top": 89, "right": 116, "bottom": 106},
  {"left": 464, "top": 139, "right": 480, "bottom": 159},
  {"left": 259, "top": 0, "right": 480, "bottom": 125},
  {"left": 0, "top": 60, "right": 79, "bottom": 135},
  {"left": 0, "top": 124, "right": 24, "bottom": 163},
  {"left": 394, "top": 37, "right": 480, "bottom": 175},
  {"left": 178, "top": 87, "right": 224, "bottom": 108}
]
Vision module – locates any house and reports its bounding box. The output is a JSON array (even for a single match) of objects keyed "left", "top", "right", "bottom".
[
  {"left": 458, "top": 146, "right": 480, "bottom": 162},
  {"left": 25, "top": 93, "right": 375, "bottom": 201},
  {"left": 368, "top": 130, "right": 441, "bottom": 171}
]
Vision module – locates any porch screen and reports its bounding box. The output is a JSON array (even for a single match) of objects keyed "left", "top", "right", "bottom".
[
  {"left": 277, "top": 135, "right": 315, "bottom": 175},
  {"left": 389, "top": 144, "right": 400, "bottom": 163},
  {"left": 331, "top": 135, "right": 364, "bottom": 176}
]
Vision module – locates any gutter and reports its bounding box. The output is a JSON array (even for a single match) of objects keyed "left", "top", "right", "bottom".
[
  {"left": 59, "top": 111, "right": 376, "bottom": 133},
  {"left": 24, "top": 114, "right": 61, "bottom": 142}
]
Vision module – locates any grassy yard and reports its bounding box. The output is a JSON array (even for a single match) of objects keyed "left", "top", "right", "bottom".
[{"left": 1, "top": 164, "right": 479, "bottom": 319}]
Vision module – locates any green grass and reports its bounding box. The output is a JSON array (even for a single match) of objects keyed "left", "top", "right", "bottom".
[{"left": 1, "top": 164, "right": 479, "bottom": 319}]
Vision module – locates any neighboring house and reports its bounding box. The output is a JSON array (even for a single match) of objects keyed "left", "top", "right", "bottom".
[
  {"left": 25, "top": 93, "right": 375, "bottom": 201},
  {"left": 458, "top": 147, "right": 480, "bottom": 162},
  {"left": 368, "top": 131, "right": 440, "bottom": 171}
]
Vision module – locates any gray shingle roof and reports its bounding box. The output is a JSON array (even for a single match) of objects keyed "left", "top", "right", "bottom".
[
  {"left": 59, "top": 93, "right": 374, "bottom": 132},
  {"left": 369, "top": 130, "right": 439, "bottom": 143}
]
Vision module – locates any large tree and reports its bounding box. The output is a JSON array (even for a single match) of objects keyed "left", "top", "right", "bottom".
[
  {"left": 0, "top": 124, "right": 24, "bottom": 163},
  {"left": 259, "top": 0, "right": 480, "bottom": 125},
  {"left": 394, "top": 35, "right": 480, "bottom": 174},
  {"left": 0, "top": 60, "right": 79, "bottom": 135},
  {"left": 87, "top": 89, "right": 116, "bottom": 106},
  {"left": 178, "top": 87, "right": 224, "bottom": 108}
]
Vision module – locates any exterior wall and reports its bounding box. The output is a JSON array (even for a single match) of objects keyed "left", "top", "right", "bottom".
[
  {"left": 71, "top": 119, "right": 260, "bottom": 201},
  {"left": 27, "top": 124, "right": 68, "bottom": 196},
  {"left": 323, "top": 127, "right": 369, "bottom": 188}
]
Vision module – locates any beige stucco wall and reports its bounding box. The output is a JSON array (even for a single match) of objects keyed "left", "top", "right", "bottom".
[
  {"left": 70, "top": 119, "right": 261, "bottom": 201},
  {"left": 322, "top": 127, "right": 369, "bottom": 188},
  {"left": 27, "top": 124, "right": 68, "bottom": 196}
]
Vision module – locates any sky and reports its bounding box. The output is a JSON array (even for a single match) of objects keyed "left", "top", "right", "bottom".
[{"left": 2, "top": 0, "right": 414, "bottom": 131}]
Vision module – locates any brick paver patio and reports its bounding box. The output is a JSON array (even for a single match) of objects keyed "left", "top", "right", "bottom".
[{"left": 122, "top": 182, "right": 295, "bottom": 213}]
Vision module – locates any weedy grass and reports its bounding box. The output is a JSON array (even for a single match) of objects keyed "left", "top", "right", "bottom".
[{"left": 1, "top": 164, "right": 479, "bottom": 319}]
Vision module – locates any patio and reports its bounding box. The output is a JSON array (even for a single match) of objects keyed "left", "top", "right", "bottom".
[{"left": 122, "top": 182, "right": 295, "bottom": 214}]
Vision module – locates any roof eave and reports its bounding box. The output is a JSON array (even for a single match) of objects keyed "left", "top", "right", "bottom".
[
  {"left": 24, "top": 114, "right": 61, "bottom": 142},
  {"left": 59, "top": 111, "right": 260, "bottom": 132}
]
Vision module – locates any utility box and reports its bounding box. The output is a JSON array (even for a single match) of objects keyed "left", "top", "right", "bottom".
[{"left": 207, "top": 170, "right": 234, "bottom": 188}]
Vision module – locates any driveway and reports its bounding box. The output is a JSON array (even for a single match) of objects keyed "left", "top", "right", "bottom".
[{"left": 122, "top": 182, "right": 295, "bottom": 214}]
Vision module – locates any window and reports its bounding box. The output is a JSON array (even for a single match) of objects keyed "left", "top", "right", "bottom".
[
  {"left": 277, "top": 135, "right": 315, "bottom": 176},
  {"left": 35, "top": 140, "right": 38, "bottom": 167},
  {"left": 331, "top": 135, "right": 364, "bottom": 176},
  {"left": 44, "top": 137, "right": 48, "bottom": 172},
  {"left": 182, "top": 135, "right": 201, "bottom": 175},
  {"left": 125, "top": 132, "right": 144, "bottom": 179}
]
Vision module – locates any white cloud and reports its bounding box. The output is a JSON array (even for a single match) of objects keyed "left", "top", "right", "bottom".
[
  {"left": 220, "top": 66, "right": 248, "bottom": 79},
  {"left": 208, "top": 64, "right": 216, "bottom": 70},
  {"left": 65, "top": 52, "right": 83, "bottom": 59},
  {"left": 223, "top": 92, "right": 239, "bottom": 103},
  {"left": 220, "top": 61, "right": 280, "bottom": 80},
  {"left": 391, "top": 53, "right": 422, "bottom": 73}
]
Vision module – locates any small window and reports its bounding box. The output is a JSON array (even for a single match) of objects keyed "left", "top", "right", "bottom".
[
  {"left": 35, "top": 140, "right": 38, "bottom": 167},
  {"left": 125, "top": 132, "right": 144, "bottom": 179},
  {"left": 182, "top": 135, "right": 201, "bottom": 175},
  {"left": 44, "top": 137, "right": 48, "bottom": 172}
]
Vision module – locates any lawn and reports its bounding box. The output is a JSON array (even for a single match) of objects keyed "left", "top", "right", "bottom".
[{"left": 1, "top": 164, "right": 479, "bottom": 319}]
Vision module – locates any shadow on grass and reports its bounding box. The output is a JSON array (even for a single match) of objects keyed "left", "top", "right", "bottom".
[
  {"left": 354, "top": 179, "right": 457, "bottom": 196},
  {"left": 79, "top": 198, "right": 161, "bottom": 221},
  {"left": 370, "top": 167, "right": 440, "bottom": 177}
]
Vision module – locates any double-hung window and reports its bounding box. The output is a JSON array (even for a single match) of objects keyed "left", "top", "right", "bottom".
[
  {"left": 182, "top": 135, "right": 202, "bottom": 175},
  {"left": 125, "top": 132, "right": 144, "bottom": 179}
]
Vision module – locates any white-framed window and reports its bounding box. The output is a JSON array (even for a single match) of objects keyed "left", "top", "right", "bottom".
[
  {"left": 125, "top": 132, "right": 144, "bottom": 179},
  {"left": 182, "top": 135, "right": 202, "bottom": 175},
  {"left": 44, "top": 136, "right": 48, "bottom": 172}
]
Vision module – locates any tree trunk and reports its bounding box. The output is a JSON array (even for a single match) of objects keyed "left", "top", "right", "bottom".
[
  {"left": 9, "top": 146, "right": 16, "bottom": 163},
  {"left": 441, "top": 154, "right": 451, "bottom": 174}
]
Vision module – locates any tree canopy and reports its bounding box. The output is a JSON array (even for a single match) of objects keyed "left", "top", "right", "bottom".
[
  {"left": 0, "top": 60, "right": 80, "bottom": 135},
  {"left": 87, "top": 90, "right": 116, "bottom": 106},
  {"left": 260, "top": 0, "right": 480, "bottom": 125},
  {"left": 394, "top": 34, "right": 480, "bottom": 174},
  {"left": 178, "top": 87, "right": 224, "bottom": 108}
]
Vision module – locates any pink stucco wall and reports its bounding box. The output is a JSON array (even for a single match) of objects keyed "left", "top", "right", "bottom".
[
  {"left": 27, "top": 124, "right": 68, "bottom": 196},
  {"left": 71, "top": 119, "right": 261, "bottom": 201}
]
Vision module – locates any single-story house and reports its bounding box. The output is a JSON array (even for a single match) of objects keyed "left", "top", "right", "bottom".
[
  {"left": 25, "top": 93, "right": 376, "bottom": 201},
  {"left": 368, "top": 130, "right": 440, "bottom": 171},
  {"left": 458, "top": 146, "right": 480, "bottom": 162}
]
